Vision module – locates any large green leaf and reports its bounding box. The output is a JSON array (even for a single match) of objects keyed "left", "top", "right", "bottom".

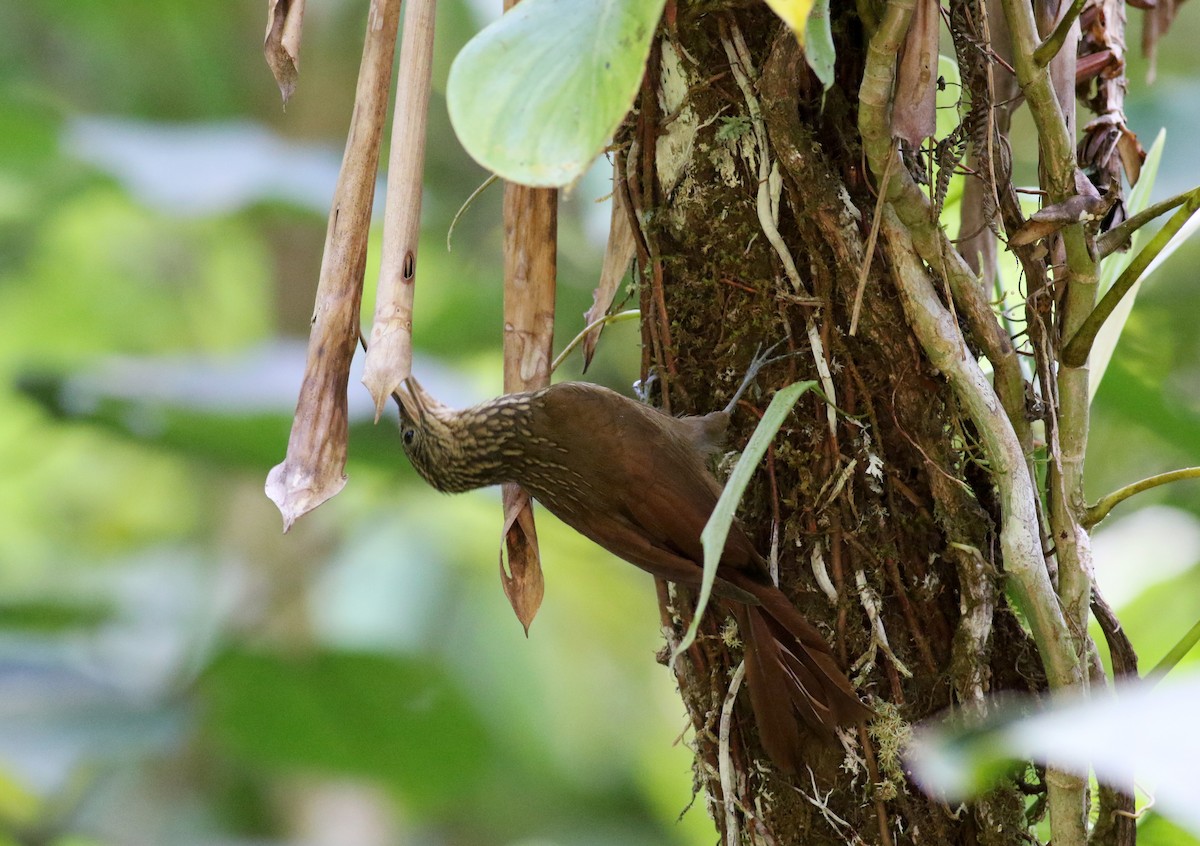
[
  {"left": 201, "top": 649, "right": 493, "bottom": 812},
  {"left": 447, "top": 0, "right": 667, "bottom": 187}
]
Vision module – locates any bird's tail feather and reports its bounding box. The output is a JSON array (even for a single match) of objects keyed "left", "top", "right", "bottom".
[{"left": 732, "top": 588, "right": 869, "bottom": 772}]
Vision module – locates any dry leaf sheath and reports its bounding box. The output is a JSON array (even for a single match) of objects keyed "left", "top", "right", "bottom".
[{"left": 393, "top": 373, "right": 868, "bottom": 772}]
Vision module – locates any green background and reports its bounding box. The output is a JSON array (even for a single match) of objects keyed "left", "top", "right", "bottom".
[{"left": 0, "top": 2, "right": 1196, "bottom": 844}]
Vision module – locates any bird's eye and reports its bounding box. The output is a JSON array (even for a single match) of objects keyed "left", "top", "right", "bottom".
[{"left": 402, "top": 428, "right": 416, "bottom": 445}]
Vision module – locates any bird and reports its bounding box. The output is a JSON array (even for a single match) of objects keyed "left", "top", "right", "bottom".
[{"left": 392, "top": 353, "right": 868, "bottom": 772}]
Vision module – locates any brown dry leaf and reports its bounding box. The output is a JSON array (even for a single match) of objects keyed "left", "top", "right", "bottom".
[
  {"left": 892, "top": 0, "right": 938, "bottom": 145},
  {"left": 1008, "top": 190, "right": 1111, "bottom": 248},
  {"left": 499, "top": 183, "right": 557, "bottom": 629},
  {"left": 265, "top": 0, "right": 401, "bottom": 530},
  {"left": 581, "top": 165, "right": 635, "bottom": 372},
  {"left": 1116, "top": 125, "right": 1147, "bottom": 186},
  {"left": 361, "top": 0, "right": 437, "bottom": 418},
  {"left": 1076, "top": 48, "right": 1119, "bottom": 82},
  {"left": 500, "top": 484, "right": 545, "bottom": 634},
  {"left": 263, "top": 0, "right": 306, "bottom": 105}
]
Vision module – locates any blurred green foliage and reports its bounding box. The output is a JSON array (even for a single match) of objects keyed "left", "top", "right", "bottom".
[{"left": 0, "top": 1, "right": 1197, "bottom": 845}]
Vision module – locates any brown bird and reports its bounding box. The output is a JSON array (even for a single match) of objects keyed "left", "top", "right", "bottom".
[{"left": 393, "top": 358, "right": 868, "bottom": 772}]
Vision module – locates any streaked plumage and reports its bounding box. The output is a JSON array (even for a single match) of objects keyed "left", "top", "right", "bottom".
[{"left": 395, "top": 375, "right": 868, "bottom": 771}]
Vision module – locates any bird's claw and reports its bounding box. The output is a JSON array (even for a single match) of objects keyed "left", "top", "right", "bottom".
[{"left": 723, "top": 340, "right": 799, "bottom": 414}]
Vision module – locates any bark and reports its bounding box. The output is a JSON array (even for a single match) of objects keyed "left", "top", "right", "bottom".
[{"left": 617, "top": 5, "right": 1051, "bottom": 844}]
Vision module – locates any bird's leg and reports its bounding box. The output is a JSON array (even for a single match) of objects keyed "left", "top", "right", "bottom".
[
  {"left": 721, "top": 341, "right": 798, "bottom": 415},
  {"left": 634, "top": 371, "right": 659, "bottom": 404}
]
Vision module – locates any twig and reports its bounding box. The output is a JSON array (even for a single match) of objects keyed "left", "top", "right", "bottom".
[
  {"left": 1096, "top": 186, "right": 1200, "bottom": 258},
  {"left": 1033, "top": 0, "right": 1087, "bottom": 67},
  {"left": 1147, "top": 618, "right": 1200, "bottom": 682},
  {"left": 1063, "top": 192, "right": 1200, "bottom": 366},
  {"left": 446, "top": 174, "right": 499, "bottom": 251},
  {"left": 721, "top": 18, "right": 841, "bottom": 444},
  {"left": 549, "top": 309, "right": 640, "bottom": 374},
  {"left": 1083, "top": 466, "right": 1200, "bottom": 528},
  {"left": 718, "top": 18, "right": 808, "bottom": 296},
  {"left": 859, "top": 0, "right": 1033, "bottom": 463},
  {"left": 361, "top": 0, "right": 437, "bottom": 416},
  {"left": 850, "top": 148, "right": 894, "bottom": 336},
  {"left": 718, "top": 660, "right": 747, "bottom": 846},
  {"left": 853, "top": 569, "right": 914, "bottom": 679}
]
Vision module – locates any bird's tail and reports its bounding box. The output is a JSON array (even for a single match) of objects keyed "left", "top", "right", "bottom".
[{"left": 730, "top": 584, "right": 869, "bottom": 772}]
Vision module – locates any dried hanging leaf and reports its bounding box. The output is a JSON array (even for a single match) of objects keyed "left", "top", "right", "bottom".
[
  {"left": 266, "top": 0, "right": 401, "bottom": 530},
  {"left": 1008, "top": 176, "right": 1111, "bottom": 248},
  {"left": 581, "top": 163, "right": 635, "bottom": 372},
  {"left": 893, "top": 0, "right": 939, "bottom": 145},
  {"left": 500, "top": 182, "right": 557, "bottom": 631},
  {"left": 361, "top": 0, "right": 437, "bottom": 418},
  {"left": 499, "top": 485, "right": 545, "bottom": 634},
  {"left": 263, "top": 0, "right": 306, "bottom": 104},
  {"left": 1116, "top": 127, "right": 1146, "bottom": 186}
]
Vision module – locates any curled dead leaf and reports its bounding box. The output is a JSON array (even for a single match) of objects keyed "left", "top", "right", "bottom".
[
  {"left": 499, "top": 484, "right": 545, "bottom": 635},
  {"left": 263, "top": 0, "right": 306, "bottom": 104}
]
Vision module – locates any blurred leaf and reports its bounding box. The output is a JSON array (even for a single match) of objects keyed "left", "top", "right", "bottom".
[
  {"left": 907, "top": 675, "right": 1200, "bottom": 835},
  {"left": 447, "top": 0, "right": 667, "bottom": 186},
  {"left": 201, "top": 649, "right": 493, "bottom": 812},
  {"left": 1097, "top": 356, "right": 1200, "bottom": 456},
  {"left": 0, "top": 663, "right": 183, "bottom": 794},
  {"left": 1140, "top": 813, "right": 1200, "bottom": 846},
  {"left": 0, "top": 187, "right": 272, "bottom": 362},
  {"left": 1105, "top": 562, "right": 1200, "bottom": 674},
  {"left": 0, "top": 768, "right": 40, "bottom": 829},
  {"left": 15, "top": 345, "right": 407, "bottom": 472},
  {"left": 0, "top": 599, "right": 113, "bottom": 633}
]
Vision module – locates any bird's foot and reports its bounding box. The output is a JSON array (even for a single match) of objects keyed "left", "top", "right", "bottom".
[{"left": 722, "top": 340, "right": 798, "bottom": 415}]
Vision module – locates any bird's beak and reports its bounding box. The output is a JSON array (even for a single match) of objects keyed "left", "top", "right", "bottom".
[{"left": 396, "top": 376, "right": 425, "bottom": 424}]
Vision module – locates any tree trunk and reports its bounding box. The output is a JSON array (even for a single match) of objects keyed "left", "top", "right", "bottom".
[{"left": 617, "top": 6, "right": 1050, "bottom": 844}]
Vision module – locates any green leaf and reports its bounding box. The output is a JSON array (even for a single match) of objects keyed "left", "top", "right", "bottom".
[
  {"left": 201, "top": 649, "right": 493, "bottom": 812},
  {"left": 673, "top": 381, "right": 817, "bottom": 659},
  {"left": 447, "top": 0, "right": 667, "bottom": 187},
  {"left": 804, "top": 0, "right": 836, "bottom": 90},
  {"left": 907, "top": 677, "right": 1200, "bottom": 836},
  {"left": 0, "top": 599, "right": 114, "bottom": 633}
]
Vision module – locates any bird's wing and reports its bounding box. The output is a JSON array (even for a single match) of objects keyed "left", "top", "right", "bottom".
[{"left": 539, "top": 384, "right": 763, "bottom": 577}]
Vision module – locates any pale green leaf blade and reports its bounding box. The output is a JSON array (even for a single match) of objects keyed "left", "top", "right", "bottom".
[
  {"left": 673, "top": 380, "right": 817, "bottom": 660},
  {"left": 446, "top": 0, "right": 667, "bottom": 187},
  {"left": 1090, "top": 129, "right": 1165, "bottom": 401},
  {"left": 907, "top": 676, "right": 1200, "bottom": 835},
  {"left": 804, "top": 0, "right": 835, "bottom": 90}
]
